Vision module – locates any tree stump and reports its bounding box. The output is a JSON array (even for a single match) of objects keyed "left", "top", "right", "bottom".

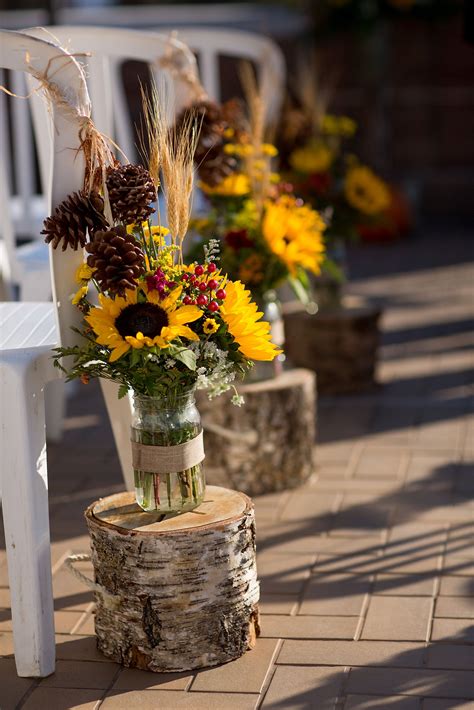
[
  {"left": 84, "top": 486, "right": 260, "bottom": 672},
  {"left": 197, "top": 368, "right": 316, "bottom": 496},
  {"left": 283, "top": 297, "right": 382, "bottom": 395}
]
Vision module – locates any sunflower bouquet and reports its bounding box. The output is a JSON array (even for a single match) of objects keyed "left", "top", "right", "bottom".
[
  {"left": 48, "top": 88, "right": 281, "bottom": 514},
  {"left": 185, "top": 66, "right": 326, "bottom": 313}
]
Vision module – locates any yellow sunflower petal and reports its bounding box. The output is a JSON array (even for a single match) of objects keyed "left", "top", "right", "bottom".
[
  {"left": 168, "top": 305, "right": 203, "bottom": 326},
  {"left": 221, "top": 280, "right": 282, "bottom": 362},
  {"left": 109, "top": 341, "right": 131, "bottom": 362}
]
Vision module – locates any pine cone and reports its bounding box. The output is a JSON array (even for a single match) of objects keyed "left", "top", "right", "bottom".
[
  {"left": 106, "top": 164, "right": 157, "bottom": 225},
  {"left": 175, "top": 100, "right": 240, "bottom": 187},
  {"left": 86, "top": 226, "right": 145, "bottom": 295},
  {"left": 42, "top": 190, "right": 107, "bottom": 251}
]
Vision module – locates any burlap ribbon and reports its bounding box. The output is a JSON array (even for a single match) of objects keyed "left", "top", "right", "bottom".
[{"left": 131, "top": 432, "right": 205, "bottom": 474}]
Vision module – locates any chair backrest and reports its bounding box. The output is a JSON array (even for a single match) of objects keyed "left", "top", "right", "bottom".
[
  {"left": 25, "top": 26, "right": 200, "bottom": 162},
  {"left": 170, "top": 27, "right": 286, "bottom": 128},
  {"left": 0, "top": 30, "right": 90, "bottom": 348}
]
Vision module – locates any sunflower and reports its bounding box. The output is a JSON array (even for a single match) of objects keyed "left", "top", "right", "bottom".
[
  {"left": 220, "top": 280, "right": 282, "bottom": 361},
  {"left": 344, "top": 165, "right": 390, "bottom": 215},
  {"left": 203, "top": 318, "right": 219, "bottom": 335},
  {"left": 200, "top": 173, "right": 250, "bottom": 197},
  {"left": 85, "top": 286, "right": 202, "bottom": 362},
  {"left": 262, "top": 196, "right": 326, "bottom": 275},
  {"left": 289, "top": 142, "right": 333, "bottom": 174}
]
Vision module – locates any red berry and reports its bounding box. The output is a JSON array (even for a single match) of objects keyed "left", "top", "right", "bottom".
[
  {"left": 207, "top": 262, "right": 217, "bottom": 273},
  {"left": 195, "top": 265, "right": 204, "bottom": 276},
  {"left": 189, "top": 275, "right": 197, "bottom": 284},
  {"left": 197, "top": 294, "right": 209, "bottom": 306},
  {"left": 208, "top": 301, "right": 219, "bottom": 312},
  {"left": 189, "top": 299, "right": 196, "bottom": 305},
  {"left": 198, "top": 282, "right": 207, "bottom": 292},
  {"left": 181, "top": 273, "right": 189, "bottom": 281},
  {"left": 207, "top": 279, "right": 218, "bottom": 291},
  {"left": 216, "top": 288, "right": 226, "bottom": 300},
  {"left": 183, "top": 295, "right": 192, "bottom": 305}
]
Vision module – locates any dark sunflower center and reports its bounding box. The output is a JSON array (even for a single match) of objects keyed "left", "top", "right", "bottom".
[{"left": 115, "top": 303, "right": 168, "bottom": 338}]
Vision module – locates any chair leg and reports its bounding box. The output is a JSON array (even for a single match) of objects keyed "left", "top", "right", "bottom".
[
  {"left": 99, "top": 378, "right": 134, "bottom": 491},
  {"left": 45, "top": 379, "right": 66, "bottom": 443},
  {"left": 0, "top": 358, "right": 55, "bottom": 677}
]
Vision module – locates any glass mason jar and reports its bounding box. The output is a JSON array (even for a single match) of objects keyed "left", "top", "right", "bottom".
[
  {"left": 250, "top": 290, "right": 285, "bottom": 381},
  {"left": 131, "top": 389, "right": 205, "bottom": 514},
  {"left": 312, "top": 237, "right": 348, "bottom": 311}
]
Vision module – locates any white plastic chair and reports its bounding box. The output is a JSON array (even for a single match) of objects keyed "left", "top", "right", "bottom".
[
  {"left": 170, "top": 27, "right": 286, "bottom": 128},
  {"left": 0, "top": 29, "right": 91, "bottom": 678},
  {"left": 0, "top": 68, "right": 50, "bottom": 301},
  {"left": 26, "top": 26, "right": 199, "bottom": 162},
  {"left": 22, "top": 26, "right": 199, "bottom": 481}
]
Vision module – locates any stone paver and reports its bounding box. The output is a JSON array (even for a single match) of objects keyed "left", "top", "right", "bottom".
[
  {"left": 361, "top": 596, "right": 433, "bottom": 641},
  {"left": 1, "top": 228, "right": 473, "bottom": 708}
]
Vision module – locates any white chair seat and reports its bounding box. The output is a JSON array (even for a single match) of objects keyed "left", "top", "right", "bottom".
[{"left": 0, "top": 302, "right": 56, "bottom": 351}]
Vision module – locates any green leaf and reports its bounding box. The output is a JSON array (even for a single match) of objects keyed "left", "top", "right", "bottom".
[
  {"left": 172, "top": 348, "right": 197, "bottom": 371},
  {"left": 289, "top": 275, "right": 310, "bottom": 305},
  {"left": 118, "top": 384, "right": 129, "bottom": 400},
  {"left": 130, "top": 348, "right": 142, "bottom": 367}
]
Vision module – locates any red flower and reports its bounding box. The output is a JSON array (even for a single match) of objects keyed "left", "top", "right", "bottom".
[
  {"left": 306, "top": 172, "right": 332, "bottom": 195},
  {"left": 225, "top": 228, "right": 253, "bottom": 250}
]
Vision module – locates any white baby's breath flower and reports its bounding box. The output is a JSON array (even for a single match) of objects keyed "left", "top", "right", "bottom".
[{"left": 231, "top": 394, "right": 245, "bottom": 407}]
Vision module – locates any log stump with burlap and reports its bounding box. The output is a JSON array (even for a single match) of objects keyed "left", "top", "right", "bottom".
[
  {"left": 198, "top": 368, "right": 316, "bottom": 496},
  {"left": 283, "top": 297, "right": 382, "bottom": 395},
  {"left": 84, "top": 486, "right": 260, "bottom": 672}
]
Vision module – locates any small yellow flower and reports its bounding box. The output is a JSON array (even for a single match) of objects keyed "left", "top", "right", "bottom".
[
  {"left": 262, "top": 143, "right": 278, "bottom": 157},
  {"left": 203, "top": 318, "right": 219, "bottom": 335},
  {"left": 344, "top": 165, "right": 391, "bottom": 215},
  {"left": 200, "top": 173, "right": 250, "bottom": 197},
  {"left": 75, "top": 263, "right": 94, "bottom": 283},
  {"left": 322, "top": 114, "right": 357, "bottom": 137},
  {"left": 252, "top": 159, "right": 266, "bottom": 171},
  {"left": 289, "top": 142, "right": 333, "bottom": 174},
  {"left": 231, "top": 143, "right": 254, "bottom": 157},
  {"left": 223, "top": 144, "right": 238, "bottom": 155},
  {"left": 223, "top": 127, "right": 235, "bottom": 139},
  {"left": 71, "top": 285, "right": 88, "bottom": 305}
]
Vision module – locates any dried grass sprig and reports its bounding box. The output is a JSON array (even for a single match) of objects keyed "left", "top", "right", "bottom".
[
  {"left": 239, "top": 62, "right": 272, "bottom": 213},
  {"left": 141, "top": 82, "right": 201, "bottom": 261},
  {"left": 158, "top": 33, "right": 208, "bottom": 105},
  {"left": 295, "top": 51, "right": 336, "bottom": 136}
]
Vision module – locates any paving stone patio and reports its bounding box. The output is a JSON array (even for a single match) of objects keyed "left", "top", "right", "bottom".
[{"left": 1, "top": 224, "right": 473, "bottom": 709}]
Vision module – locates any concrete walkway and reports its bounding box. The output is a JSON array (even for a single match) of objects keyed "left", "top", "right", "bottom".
[{"left": 1, "top": 225, "right": 473, "bottom": 709}]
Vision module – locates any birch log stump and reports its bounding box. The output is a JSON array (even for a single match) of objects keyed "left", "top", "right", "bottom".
[
  {"left": 198, "top": 368, "right": 316, "bottom": 496},
  {"left": 84, "top": 486, "right": 260, "bottom": 672},
  {"left": 283, "top": 297, "right": 382, "bottom": 395}
]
